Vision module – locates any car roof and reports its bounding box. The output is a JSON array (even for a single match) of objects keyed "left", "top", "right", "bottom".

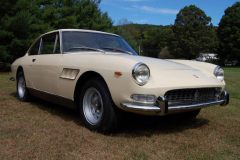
[{"left": 43, "top": 29, "right": 121, "bottom": 37}]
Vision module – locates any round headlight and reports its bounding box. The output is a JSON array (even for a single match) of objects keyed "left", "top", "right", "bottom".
[
  {"left": 214, "top": 66, "right": 224, "bottom": 82},
  {"left": 132, "top": 62, "right": 150, "bottom": 85}
]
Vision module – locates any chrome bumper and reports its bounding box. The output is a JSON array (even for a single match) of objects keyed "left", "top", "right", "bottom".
[{"left": 120, "top": 91, "right": 229, "bottom": 115}]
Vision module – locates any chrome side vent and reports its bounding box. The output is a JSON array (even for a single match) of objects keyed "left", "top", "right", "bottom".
[{"left": 60, "top": 68, "right": 79, "bottom": 80}]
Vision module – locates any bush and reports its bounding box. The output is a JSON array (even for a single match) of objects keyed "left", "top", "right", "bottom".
[{"left": 158, "top": 46, "right": 174, "bottom": 59}]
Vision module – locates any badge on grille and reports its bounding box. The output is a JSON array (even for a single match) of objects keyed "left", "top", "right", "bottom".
[{"left": 194, "top": 90, "right": 199, "bottom": 99}]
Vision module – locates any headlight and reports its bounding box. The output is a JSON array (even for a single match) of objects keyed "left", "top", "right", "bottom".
[
  {"left": 132, "top": 62, "right": 150, "bottom": 85},
  {"left": 214, "top": 66, "right": 224, "bottom": 82}
]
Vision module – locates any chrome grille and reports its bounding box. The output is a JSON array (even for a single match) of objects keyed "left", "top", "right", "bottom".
[{"left": 164, "top": 88, "right": 221, "bottom": 106}]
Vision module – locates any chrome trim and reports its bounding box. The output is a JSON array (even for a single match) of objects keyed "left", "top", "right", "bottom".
[
  {"left": 60, "top": 30, "right": 63, "bottom": 54},
  {"left": 121, "top": 103, "right": 161, "bottom": 112},
  {"left": 156, "top": 96, "right": 168, "bottom": 115},
  {"left": 27, "top": 87, "right": 76, "bottom": 109},
  {"left": 28, "top": 87, "right": 73, "bottom": 101},
  {"left": 38, "top": 37, "right": 43, "bottom": 55},
  {"left": 59, "top": 68, "right": 80, "bottom": 80},
  {"left": 220, "top": 91, "right": 229, "bottom": 106},
  {"left": 120, "top": 91, "right": 229, "bottom": 115},
  {"left": 132, "top": 62, "right": 150, "bottom": 86},
  {"left": 53, "top": 33, "right": 58, "bottom": 53},
  {"left": 168, "top": 99, "right": 225, "bottom": 113}
]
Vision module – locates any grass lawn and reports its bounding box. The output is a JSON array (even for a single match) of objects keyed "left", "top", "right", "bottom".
[{"left": 0, "top": 67, "right": 240, "bottom": 159}]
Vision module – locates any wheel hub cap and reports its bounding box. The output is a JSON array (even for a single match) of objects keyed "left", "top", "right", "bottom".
[{"left": 83, "top": 87, "right": 103, "bottom": 125}]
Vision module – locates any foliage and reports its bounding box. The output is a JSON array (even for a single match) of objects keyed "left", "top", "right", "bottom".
[
  {"left": 141, "top": 27, "right": 172, "bottom": 58},
  {"left": 217, "top": 2, "right": 240, "bottom": 62},
  {"left": 0, "top": 0, "right": 113, "bottom": 71},
  {"left": 158, "top": 46, "right": 173, "bottom": 59},
  {"left": 107, "top": 26, "right": 138, "bottom": 53},
  {"left": 117, "top": 18, "right": 141, "bottom": 41},
  {"left": 168, "top": 5, "right": 219, "bottom": 60},
  {"left": 133, "top": 24, "right": 171, "bottom": 33}
]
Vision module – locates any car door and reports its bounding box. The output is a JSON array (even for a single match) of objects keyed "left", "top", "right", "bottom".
[{"left": 29, "top": 32, "right": 62, "bottom": 95}]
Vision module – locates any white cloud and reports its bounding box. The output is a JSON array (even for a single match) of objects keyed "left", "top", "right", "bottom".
[{"left": 134, "top": 5, "right": 179, "bottom": 14}]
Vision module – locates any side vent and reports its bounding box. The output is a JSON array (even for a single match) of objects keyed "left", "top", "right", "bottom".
[{"left": 60, "top": 68, "right": 80, "bottom": 80}]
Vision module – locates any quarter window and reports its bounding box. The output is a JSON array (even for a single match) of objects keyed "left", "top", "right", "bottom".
[{"left": 40, "top": 32, "right": 60, "bottom": 54}]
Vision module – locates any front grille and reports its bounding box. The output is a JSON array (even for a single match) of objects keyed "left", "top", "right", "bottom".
[{"left": 164, "top": 88, "right": 221, "bottom": 106}]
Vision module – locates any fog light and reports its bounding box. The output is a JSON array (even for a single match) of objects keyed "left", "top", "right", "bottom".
[{"left": 130, "top": 94, "right": 156, "bottom": 103}]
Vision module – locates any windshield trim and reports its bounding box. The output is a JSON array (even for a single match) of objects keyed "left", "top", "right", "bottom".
[{"left": 61, "top": 31, "right": 138, "bottom": 55}]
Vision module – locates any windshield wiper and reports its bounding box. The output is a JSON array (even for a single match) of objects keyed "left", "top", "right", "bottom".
[
  {"left": 69, "top": 47, "right": 105, "bottom": 53},
  {"left": 101, "top": 47, "right": 132, "bottom": 55}
]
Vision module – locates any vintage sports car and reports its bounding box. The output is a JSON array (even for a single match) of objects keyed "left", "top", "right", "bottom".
[{"left": 11, "top": 29, "right": 229, "bottom": 133}]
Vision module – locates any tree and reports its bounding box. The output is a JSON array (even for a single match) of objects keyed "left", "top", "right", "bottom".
[
  {"left": 117, "top": 18, "right": 141, "bottom": 41},
  {"left": 142, "top": 27, "right": 172, "bottom": 58},
  {"left": 168, "top": 5, "right": 219, "bottom": 60},
  {"left": 217, "top": 2, "right": 240, "bottom": 62},
  {"left": 0, "top": 0, "right": 113, "bottom": 71},
  {"left": 107, "top": 26, "right": 138, "bottom": 53},
  {"left": 0, "top": 0, "right": 52, "bottom": 71}
]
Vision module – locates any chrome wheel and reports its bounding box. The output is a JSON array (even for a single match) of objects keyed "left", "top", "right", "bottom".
[
  {"left": 83, "top": 87, "right": 103, "bottom": 125},
  {"left": 18, "top": 76, "right": 26, "bottom": 99}
]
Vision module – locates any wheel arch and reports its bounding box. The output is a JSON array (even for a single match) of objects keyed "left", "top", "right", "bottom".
[
  {"left": 16, "top": 66, "right": 24, "bottom": 80},
  {"left": 74, "top": 71, "right": 113, "bottom": 107}
]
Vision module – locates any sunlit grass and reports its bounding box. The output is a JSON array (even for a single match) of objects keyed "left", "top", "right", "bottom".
[{"left": 0, "top": 68, "right": 239, "bottom": 159}]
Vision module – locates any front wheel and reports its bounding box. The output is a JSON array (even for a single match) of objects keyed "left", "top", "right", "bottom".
[
  {"left": 79, "top": 78, "right": 120, "bottom": 134},
  {"left": 17, "top": 71, "right": 31, "bottom": 102}
]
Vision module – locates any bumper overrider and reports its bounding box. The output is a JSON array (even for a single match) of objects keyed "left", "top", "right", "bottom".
[{"left": 120, "top": 91, "right": 229, "bottom": 115}]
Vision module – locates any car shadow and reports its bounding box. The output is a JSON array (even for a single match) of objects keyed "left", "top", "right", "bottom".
[
  {"left": 10, "top": 91, "right": 83, "bottom": 126},
  {"left": 116, "top": 113, "right": 210, "bottom": 137},
  {"left": 10, "top": 91, "right": 210, "bottom": 136}
]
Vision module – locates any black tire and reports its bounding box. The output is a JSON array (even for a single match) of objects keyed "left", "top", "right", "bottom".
[
  {"left": 17, "top": 71, "right": 31, "bottom": 102},
  {"left": 179, "top": 109, "right": 201, "bottom": 119},
  {"left": 79, "top": 78, "right": 120, "bottom": 134}
]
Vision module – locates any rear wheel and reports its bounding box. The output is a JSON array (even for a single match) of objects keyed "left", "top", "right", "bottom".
[
  {"left": 79, "top": 78, "right": 120, "bottom": 134},
  {"left": 17, "top": 71, "right": 31, "bottom": 102}
]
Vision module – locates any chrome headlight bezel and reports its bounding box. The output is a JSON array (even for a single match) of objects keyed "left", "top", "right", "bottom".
[
  {"left": 132, "top": 62, "right": 150, "bottom": 85},
  {"left": 214, "top": 66, "right": 224, "bottom": 82}
]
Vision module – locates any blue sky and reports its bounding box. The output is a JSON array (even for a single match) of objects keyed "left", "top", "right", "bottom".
[{"left": 99, "top": 0, "right": 239, "bottom": 26}]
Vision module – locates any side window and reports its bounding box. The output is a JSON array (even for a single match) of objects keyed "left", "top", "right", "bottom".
[
  {"left": 40, "top": 32, "right": 60, "bottom": 54},
  {"left": 29, "top": 39, "right": 40, "bottom": 55}
]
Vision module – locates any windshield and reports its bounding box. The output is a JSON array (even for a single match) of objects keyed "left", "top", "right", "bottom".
[{"left": 62, "top": 31, "right": 138, "bottom": 55}]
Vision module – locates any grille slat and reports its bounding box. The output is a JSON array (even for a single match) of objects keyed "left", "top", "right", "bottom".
[{"left": 164, "top": 88, "right": 221, "bottom": 107}]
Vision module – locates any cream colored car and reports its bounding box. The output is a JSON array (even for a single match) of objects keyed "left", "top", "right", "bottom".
[{"left": 11, "top": 29, "right": 229, "bottom": 133}]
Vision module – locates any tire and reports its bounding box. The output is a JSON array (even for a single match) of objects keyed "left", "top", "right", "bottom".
[
  {"left": 17, "top": 71, "right": 31, "bottom": 102},
  {"left": 180, "top": 109, "right": 201, "bottom": 119},
  {"left": 79, "top": 78, "right": 120, "bottom": 134}
]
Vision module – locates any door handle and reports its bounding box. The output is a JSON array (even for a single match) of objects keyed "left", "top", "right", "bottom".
[{"left": 32, "top": 59, "right": 36, "bottom": 62}]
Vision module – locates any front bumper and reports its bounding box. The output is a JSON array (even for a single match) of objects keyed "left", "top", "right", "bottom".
[{"left": 120, "top": 91, "right": 229, "bottom": 115}]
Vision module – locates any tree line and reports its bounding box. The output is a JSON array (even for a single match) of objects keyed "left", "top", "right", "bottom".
[
  {"left": 119, "top": 2, "right": 240, "bottom": 65},
  {"left": 0, "top": 0, "right": 239, "bottom": 71}
]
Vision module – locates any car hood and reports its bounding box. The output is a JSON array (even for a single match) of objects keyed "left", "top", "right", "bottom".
[
  {"left": 62, "top": 52, "right": 223, "bottom": 89},
  {"left": 109, "top": 54, "right": 222, "bottom": 88},
  {"left": 120, "top": 55, "right": 194, "bottom": 70}
]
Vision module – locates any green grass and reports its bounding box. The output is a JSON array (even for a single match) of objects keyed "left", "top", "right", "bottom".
[{"left": 0, "top": 68, "right": 240, "bottom": 160}]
